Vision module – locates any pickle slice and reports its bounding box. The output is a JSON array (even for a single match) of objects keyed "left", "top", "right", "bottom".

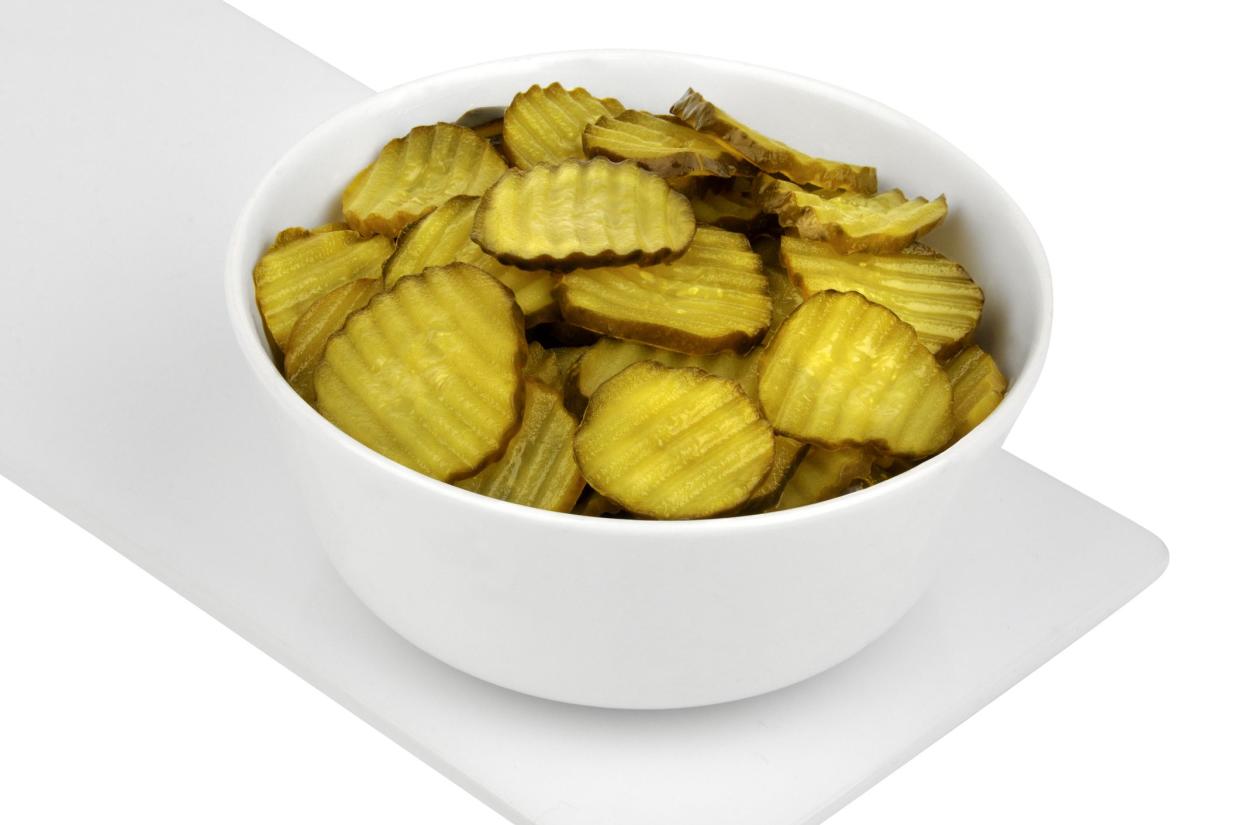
[
  {"left": 554, "top": 226, "right": 770, "bottom": 355},
  {"left": 473, "top": 158, "right": 696, "bottom": 271},
  {"left": 253, "top": 224, "right": 393, "bottom": 351},
  {"left": 583, "top": 109, "right": 752, "bottom": 178},
  {"left": 383, "top": 195, "right": 558, "bottom": 326},
  {"left": 284, "top": 278, "right": 384, "bottom": 402},
  {"left": 944, "top": 344, "right": 1007, "bottom": 438},
  {"left": 754, "top": 235, "right": 802, "bottom": 333},
  {"left": 739, "top": 436, "right": 810, "bottom": 514},
  {"left": 757, "top": 175, "right": 947, "bottom": 254},
  {"left": 574, "top": 362, "right": 775, "bottom": 520},
  {"left": 524, "top": 341, "right": 562, "bottom": 387},
  {"left": 671, "top": 89, "right": 877, "bottom": 193},
  {"left": 342, "top": 123, "right": 507, "bottom": 238},
  {"left": 502, "top": 82, "right": 625, "bottom": 170},
  {"left": 758, "top": 291, "right": 953, "bottom": 456},
  {"left": 457, "top": 379, "right": 585, "bottom": 512},
  {"left": 565, "top": 337, "right": 758, "bottom": 416},
  {"left": 314, "top": 263, "right": 526, "bottom": 482},
  {"left": 774, "top": 446, "right": 875, "bottom": 510},
  {"left": 781, "top": 236, "right": 982, "bottom": 355}
]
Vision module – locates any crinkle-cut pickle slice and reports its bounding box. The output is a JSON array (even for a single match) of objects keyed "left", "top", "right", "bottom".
[
  {"left": 575, "top": 362, "right": 775, "bottom": 520},
  {"left": 383, "top": 195, "right": 558, "bottom": 326},
  {"left": 284, "top": 278, "right": 384, "bottom": 402},
  {"left": 753, "top": 235, "right": 803, "bottom": 333},
  {"left": 502, "top": 82, "right": 624, "bottom": 169},
  {"left": 314, "top": 263, "right": 526, "bottom": 482},
  {"left": 582, "top": 109, "right": 752, "bottom": 178},
  {"left": 342, "top": 123, "right": 507, "bottom": 238},
  {"left": 457, "top": 379, "right": 585, "bottom": 512},
  {"left": 253, "top": 224, "right": 392, "bottom": 351},
  {"left": 739, "top": 436, "right": 810, "bottom": 514},
  {"left": 554, "top": 225, "right": 771, "bottom": 355},
  {"left": 671, "top": 88, "right": 877, "bottom": 193},
  {"left": 774, "top": 446, "right": 875, "bottom": 511},
  {"left": 473, "top": 158, "right": 696, "bottom": 271},
  {"left": 566, "top": 337, "right": 758, "bottom": 416},
  {"left": 758, "top": 291, "right": 953, "bottom": 457},
  {"left": 757, "top": 174, "right": 947, "bottom": 254},
  {"left": 945, "top": 344, "right": 1007, "bottom": 439},
  {"left": 781, "top": 236, "right": 982, "bottom": 355}
]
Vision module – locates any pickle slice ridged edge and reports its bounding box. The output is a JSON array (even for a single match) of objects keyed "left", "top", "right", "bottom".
[{"left": 671, "top": 88, "right": 877, "bottom": 193}]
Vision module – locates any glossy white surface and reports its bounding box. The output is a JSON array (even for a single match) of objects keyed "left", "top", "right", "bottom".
[
  {"left": 225, "top": 52, "right": 1053, "bottom": 708},
  {"left": 0, "top": 2, "right": 1168, "bottom": 822}
]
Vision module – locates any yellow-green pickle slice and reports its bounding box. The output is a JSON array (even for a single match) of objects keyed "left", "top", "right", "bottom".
[
  {"left": 565, "top": 337, "right": 758, "bottom": 416},
  {"left": 689, "top": 182, "right": 765, "bottom": 232},
  {"left": 582, "top": 109, "right": 752, "bottom": 178},
  {"left": 554, "top": 225, "right": 771, "bottom": 354},
  {"left": 457, "top": 379, "right": 585, "bottom": 512},
  {"left": 314, "top": 263, "right": 526, "bottom": 482},
  {"left": 253, "top": 224, "right": 393, "bottom": 351},
  {"left": 502, "top": 83, "right": 625, "bottom": 169},
  {"left": 756, "top": 174, "right": 947, "bottom": 253},
  {"left": 284, "top": 278, "right": 384, "bottom": 402},
  {"left": 781, "top": 236, "right": 982, "bottom": 355},
  {"left": 575, "top": 362, "right": 775, "bottom": 519},
  {"left": 383, "top": 195, "right": 558, "bottom": 325},
  {"left": 774, "top": 446, "right": 875, "bottom": 510},
  {"left": 758, "top": 291, "right": 953, "bottom": 456},
  {"left": 342, "top": 123, "right": 507, "bottom": 238},
  {"left": 739, "top": 436, "right": 811, "bottom": 514},
  {"left": 473, "top": 158, "right": 696, "bottom": 271},
  {"left": 944, "top": 344, "right": 1007, "bottom": 439},
  {"left": 671, "top": 89, "right": 877, "bottom": 193}
]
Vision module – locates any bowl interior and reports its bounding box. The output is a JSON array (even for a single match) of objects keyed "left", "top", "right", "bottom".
[{"left": 227, "top": 51, "right": 1051, "bottom": 520}]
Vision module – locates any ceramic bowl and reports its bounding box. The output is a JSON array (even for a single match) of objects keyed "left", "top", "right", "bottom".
[{"left": 225, "top": 51, "right": 1052, "bottom": 709}]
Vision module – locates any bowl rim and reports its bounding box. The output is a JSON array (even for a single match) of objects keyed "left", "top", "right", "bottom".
[{"left": 224, "top": 48, "right": 1053, "bottom": 535}]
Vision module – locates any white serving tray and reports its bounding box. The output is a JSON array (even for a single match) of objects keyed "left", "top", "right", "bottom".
[{"left": 0, "top": 3, "right": 1167, "bottom": 824}]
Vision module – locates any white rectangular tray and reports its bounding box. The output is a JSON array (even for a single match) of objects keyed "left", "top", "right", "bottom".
[{"left": 0, "top": 3, "right": 1167, "bottom": 823}]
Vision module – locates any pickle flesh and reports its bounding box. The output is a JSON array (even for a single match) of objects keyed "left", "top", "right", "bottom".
[{"left": 944, "top": 344, "right": 1007, "bottom": 438}]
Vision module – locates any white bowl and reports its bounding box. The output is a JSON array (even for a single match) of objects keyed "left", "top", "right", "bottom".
[{"left": 224, "top": 51, "right": 1052, "bottom": 709}]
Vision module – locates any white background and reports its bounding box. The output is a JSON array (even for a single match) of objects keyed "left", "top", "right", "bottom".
[{"left": 2, "top": 1, "right": 1239, "bottom": 822}]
